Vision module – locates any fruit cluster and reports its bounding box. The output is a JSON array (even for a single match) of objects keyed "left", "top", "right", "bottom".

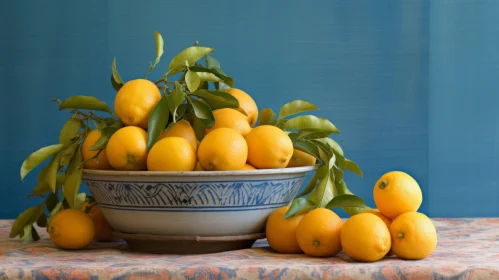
[{"left": 266, "top": 171, "right": 437, "bottom": 262}]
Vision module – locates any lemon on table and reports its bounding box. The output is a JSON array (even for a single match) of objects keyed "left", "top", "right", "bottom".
[
  {"left": 390, "top": 212, "right": 438, "bottom": 260},
  {"left": 373, "top": 171, "right": 423, "bottom": 219},
  {"left": 48, "top": 209, "right": 95, "bottom": 250},
  {"left": 340, "top": 212, "right": 391, "bottom": 262},
  {"left": 266, "top": 206, "right": 305, "bottom": 254},
  {"left": 295, "top": 208, "right": 343, "bottom": 257}
]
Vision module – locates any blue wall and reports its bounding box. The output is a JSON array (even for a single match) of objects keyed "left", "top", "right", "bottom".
[{"left": 1, "top": 0, "right": 498, "bottom": 219}]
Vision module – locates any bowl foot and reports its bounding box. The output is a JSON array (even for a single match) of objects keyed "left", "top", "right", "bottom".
[{"left": 112, "top": 231, "right": 266, "bottom": 254}]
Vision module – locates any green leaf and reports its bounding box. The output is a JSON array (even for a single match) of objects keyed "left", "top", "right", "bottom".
[
  {"left": 296, "top": 131, "right": 331, "bottom": 140},
  {"left": 175, "top": 103, "right": 188, "bottom": 120},
  {"left": 59, "top": 144, "right": 78, "bottom": 167},
  {"left": 9, "top": 203, "right": 45, "bottom": 238},
  {"left": 74, "top": 193, "right": 87, "bottom": 211},
  {"left": 146, "top": 95, "right": 170, "bottom": 151},
  {"left": 314, "top": 137, "right": 344, "bottom": 156},
  {"left": 58, "top": 96, "right": 113, "bottom": 114},
  {"left": 153, "top": 31, "right": 164, "bottom": 66},
  {"left": 89, "top": 127, "right": 119, "bottom": 151},
  {"left": 45, "top": 152, "right": 62, "bottom": 193},
  {"left": 47, "top": 202, "right": 63, "bottom": 226},
  {"left": 333, "top": 165, "right": 344, "bottom": 183},
  {"left": 20, "top": 224, "right": 40, "bottom": 243},
  {"left": 279, "top": 100, "right": 319, "bottom": 119},
  {"left": 65, "top": 146, "right": 82, "bottom": 177},
  {"left": 64, "top": 167, "right": 82, "bottom": 209},
  {"left": 185, "top": 70, "right": 201, "bottom": 92},
  {"left": 191, "top": 115, "right": 207, "bottom": 141},
  {"left": 284, "top": 198, "right": 316, "bottom": 219},
  {"left": 166, "top": 82, "right": 186, "bottom": 120},
  {"left": 325, "top": 194, "right": 366, "bottom": 209},
  {"left": 189, "top": 66, "right": 222, "bottom": 82},
  {"left": 296, "top": 174, "right": 317, "bottom": 197},
  {"left": 36, "top": 213, "right": 47, "bottom": 227},
  {"left": 167, "top": 46, "right": 215, "bottom": 76},
  {"left": 190, "top": 89, "right": 239, "bottom": 110},
  {"left": 315, "top": 171, "right": 335, "bottom": 208},
  {"left": 205, "top": 55, "right": 220, "bottom": 69},
  {"left": 45, "top": 192, "right": 59, "bottom": 213},
  {"left": 336, "top": 180, "right": 372, "bottom": 216},
  {"left": 293, "top": 140, "right": 322, "bottom": 164},
  {"left": 186, "top": 95, "right": 215, "bottom": 128},
  {"left": 111, "top": 57, "right": 124, "bottom": 89},
  {"left": 342, "top": 159, "right": 363, "bottom": 178},
  {"left": 20, "top": 144, "right": 64, "bottom": 181},
  {"left": 59, "top": 117, "right": 82, "bottom": 145},
  {"left": 258, "top": 108, "right": 277, "bottom": 126},
  {"left": 283, "top": 115, "right": 340, "bottom": 134}
]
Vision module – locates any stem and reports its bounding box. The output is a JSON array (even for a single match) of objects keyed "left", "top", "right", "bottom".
[
  {"left": 313, "top": 240, "right": 320, "bottom": 247},
  {"left": 378, "top": 180, "right": 388, "bottom": 190},
  {"left": 397, "top": 233, "right": 404, "bottom": 238}
]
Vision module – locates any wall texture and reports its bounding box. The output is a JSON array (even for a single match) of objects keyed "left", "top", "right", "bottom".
[{"left": 1, "top": 0, "right": 497, "bottom": 218}]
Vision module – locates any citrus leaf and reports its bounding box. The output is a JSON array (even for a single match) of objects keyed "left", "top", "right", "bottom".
[
  {"left": 58, "top": 96, "right": 112, "bottom": 114},
  {"left": 314, "top": 138, "right": 344, "bottom": 156},
  {"left": 167, "top": 46, "right": 214, "bottom": 76},
  {"left": 59, "top": 144, "right": 78, "bottom": 167},
  {"left": 333, "top": 165, "right": 344, "bottom": 183},
  {"left": 36, "top": 213, "right": 47, "bottom": 227},
  {"left": 186, "top": 95, "right": 215, "bottom": 128},
  {"left": 284, "top": 198, "right": 316, "bottom": 219},
  {"left": 59, "top": 117, "right": 82, "bottom": 145},
  {"left": 325, "top": 194, "right": 366, "bottom": 209},
  {"left": 47, "top": 202, "right": 63, "bottom": 226},
  {"left": 20, "top": 144, "right": 64, "bottom": 181},
  {"left": 175, "top": 103, "right": 188, "bottom": 121},
  {"left": 20, "top": 224, "right": 40, "bottom": 243},
  {"left": 146, "top": 95, "right": 169, "bottom": 151},
  {"left": 191, "top": 115, "right": 206, "bottom": 141},
  {"left": 190, "top": 89, "right": 239, "bottom": 110},
  {"left": 189, "top": 66, "right": 222, "bottom": 82},
  {"left": 74, "top": 193, "right": 87, "bottom": 211},
  {"left": 297, "top": 131, "right": 331, "bottom": 140},
  {"left": 296, "top": 174, "right": 317, "bottom": 197},
  {"left": 153, "top": 31, "right": 164, "bottom": 66},
  {"left": 64, "top": 167, "right": 82, "bottom": 209},
  {"left": 205, "top": 55, "right": 220, "bottom": 69},
  {"left": 45, "top": 192, "right": 59, "bottom": 213},
  {"left": 89, "top": 127, "right": 119, "bottom": 151},
  {"left": 336, "top": 180, "right": 372, "bottom": 216},
  {"left": 283, "top": 115, "right": 339, "bottom": 134},
  {"left": 217, "top": 81, "right": 232, "bottom": 90},
  {"left": 279, "top": 100, "right": 318, "bottom": 119},
  {"left": 45, "top": 152, "right": 62, "bottom": 193},
  {"left": 342, "top": 158, "right": 363, "bottom": 178},
  {"left": 9, "top": 203, "right": 45, "bottom": 238},
  {"left": 167, "top": 82, "right": 186, "bottom": 119},
  {"left": 185, "top": 70, "right": 201, "bottom": 92},
  {"left": 258, "top": 108, "right": 277, "bottom": 126},
  {"left": 293, "top": 140, "right": 322, "bottom": 164},
  {"left": 65, "top": 146, "right": 82, "bottom": 177},
  {"left": 315, "top": 171, "right": 335, "bottom": 208},
  {"left": 112, "top": 57, "right": 124, "bottom": 87},
  {"left": 110, "top": 74, "right": 122, "bottom": 91}
]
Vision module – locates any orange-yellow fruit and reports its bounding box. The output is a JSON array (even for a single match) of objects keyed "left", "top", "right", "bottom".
[
  {"left": 266, "top": 206, "right": 305, "bottom": 254},
  {"left": 114, "top": 78, "right": 161, "bottom": 129},
  {"left": 205, "top": 108, "right": 251, "bottom": 136},
  {"left": 286, "top": 148, "right": 317, "bottom": 168},
  {"left": 222, "top": 88, "right": 259, "bottom": 127},
  {"left": 296, "top": 208, "right": 343, "bottom": 257},
  {"left": 390, "top": 212, "right": 438, "bottom": 260},
  {"left": 340, "top": 212, "right": 391, "bottom": 262},
  {"left": 158, "top": 120, "right": 198, "bottom": 151},
  {"left": 373, "top": 171, "right": 423, "bottom": 219},
  {"left": 363, "top": 209, "right": 393, "bottom": 255},
  {"left": 241, "top": 163, "right": 256, "bottom": 170},
  {"left": 48, "top": 209, "right": 95, "bottom": 250},
  {"left": 147, "top": 137, "right": 197, "bottom": 171},
  {"left": 81, "top": 200, "right": 114, "bottom": 242},
  {"left": 197, "top": 128, "right": 248, "bottom": 171},
  {"left": 81, "top": 130, "right": 112, "bottom": 170},
  {"left": 106, "top": 126, "right": 148, "bottom": 171},
  {"left": 244, "top": 125, "right": 293, "bottom": 169}
]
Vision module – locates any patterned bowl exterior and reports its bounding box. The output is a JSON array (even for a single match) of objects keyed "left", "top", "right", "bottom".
[{"left": 82, "top": 166, "right": 315, "bottom": 236}]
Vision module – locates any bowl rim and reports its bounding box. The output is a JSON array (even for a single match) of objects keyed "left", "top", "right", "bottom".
[{"left": 82, "top": 165, "right": 317, "bottom": 178}]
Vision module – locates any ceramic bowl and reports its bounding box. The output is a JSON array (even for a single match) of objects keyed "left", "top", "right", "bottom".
[{"left": 82, "top": 166, "right": 315, "bottom": 254}]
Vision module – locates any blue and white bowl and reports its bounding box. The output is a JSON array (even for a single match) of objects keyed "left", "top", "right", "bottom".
[{"left": 82, "top": 166, "right": 314, "bottom": 253}]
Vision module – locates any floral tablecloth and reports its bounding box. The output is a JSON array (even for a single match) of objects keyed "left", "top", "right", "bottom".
[{"left": 0, "top": 218, "right": 498, "bottom": 280}]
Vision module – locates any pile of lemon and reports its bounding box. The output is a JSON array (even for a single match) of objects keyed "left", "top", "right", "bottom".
[
  {"left": 82, "top": 78, "right": 313, "bottom": 172},
  {"left": 266, "top": 171, "right": 437, "bottom": 262}
]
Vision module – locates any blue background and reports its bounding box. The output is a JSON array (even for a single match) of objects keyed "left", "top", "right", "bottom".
[{"left": 1, "top": 0, "right": 498, "bottom": 218}]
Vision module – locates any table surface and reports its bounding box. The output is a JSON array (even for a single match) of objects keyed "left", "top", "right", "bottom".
[{"left": 1, "top": 218, "right": 498, "bottom": 280}]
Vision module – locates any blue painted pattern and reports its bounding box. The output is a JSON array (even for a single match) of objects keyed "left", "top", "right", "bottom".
[{"left": 84, "top": 177, "right": 305, "bottom": 209}]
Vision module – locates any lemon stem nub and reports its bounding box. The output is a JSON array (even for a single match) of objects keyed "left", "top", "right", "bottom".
[
  {"left": 313, "top": 240, "right": 320, "bottom": 247},
  {"left": 397, "top": 233, "right": 404, "bottom": 238},
  {"left": 378, "top": 180, "right": 388, "bottom": 189}
]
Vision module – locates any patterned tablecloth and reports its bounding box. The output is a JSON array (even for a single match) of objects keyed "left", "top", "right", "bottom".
[{"left": 0, "top": 218, "right": 498, "bottom": 280}]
